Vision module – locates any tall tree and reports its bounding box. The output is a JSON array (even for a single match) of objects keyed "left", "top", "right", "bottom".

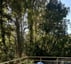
[
  {"left": 0, "top": 0, "right": 14, "bottom": 61},
  {"left": 25, "top": 0, "right": 48, "bottom": 56},
  {"left": 9, "top": 0, "right": 26, "bottom": 57},
  {"left": 39, "top": 0, "right": 70, "bottom": 56}
]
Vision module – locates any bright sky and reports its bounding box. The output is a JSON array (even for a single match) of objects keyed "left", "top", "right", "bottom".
[{"left": 61, "top": 0, "right": 71, "bottom": 34}]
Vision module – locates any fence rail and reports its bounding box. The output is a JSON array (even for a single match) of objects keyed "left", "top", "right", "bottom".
[{"left": 0, "top": 56, "right": 71, "bottom": 64}]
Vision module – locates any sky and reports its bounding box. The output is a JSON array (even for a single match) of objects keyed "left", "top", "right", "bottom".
[{"left": 61, "top": 0, "right": 71, "bottom": 34}]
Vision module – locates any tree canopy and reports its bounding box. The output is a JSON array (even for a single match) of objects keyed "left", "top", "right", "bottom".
[{"left": 0, "top": 0, "right": 71, "bottom": 62}]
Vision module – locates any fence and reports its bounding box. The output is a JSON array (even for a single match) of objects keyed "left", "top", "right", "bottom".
[{"left": 0, "top": 56, "right": 71, "bottom": 64}]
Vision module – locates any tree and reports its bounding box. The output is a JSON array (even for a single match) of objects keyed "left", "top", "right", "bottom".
[
  {"left": 0, "top": 0, "right": 15, "bottom": 61},
  {"left": 0, "top": 0, "right": 71, "bottom": 62},
  {"left": 9, "top": 0, "right": 26, "bottom": 57},
  {"left": 39, "top": 0, "right": 70, "bottom": 56}
]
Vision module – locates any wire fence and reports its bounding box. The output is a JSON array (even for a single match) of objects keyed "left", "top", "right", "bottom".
[{"left": 0, "top": 56, "right": 71, "bottom": 64}]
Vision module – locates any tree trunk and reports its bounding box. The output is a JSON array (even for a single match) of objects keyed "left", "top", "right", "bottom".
[{"left": 15, "top": 18, "right": 22, "bottom": 57}]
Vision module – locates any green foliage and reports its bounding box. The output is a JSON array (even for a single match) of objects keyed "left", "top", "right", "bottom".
[
  {"left": 0, "top": 0, "right": 71, "bottom": 63},
  {"left": 21, "top": 59, "right": 34, "bottom": 64},
  {"left": 38, "top": 0, "right": 71, "bottom": 56}
]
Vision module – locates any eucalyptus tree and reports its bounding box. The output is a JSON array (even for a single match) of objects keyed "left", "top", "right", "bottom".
[{"left": 8, "top": 0, "right": 27, "bottom": 57}]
